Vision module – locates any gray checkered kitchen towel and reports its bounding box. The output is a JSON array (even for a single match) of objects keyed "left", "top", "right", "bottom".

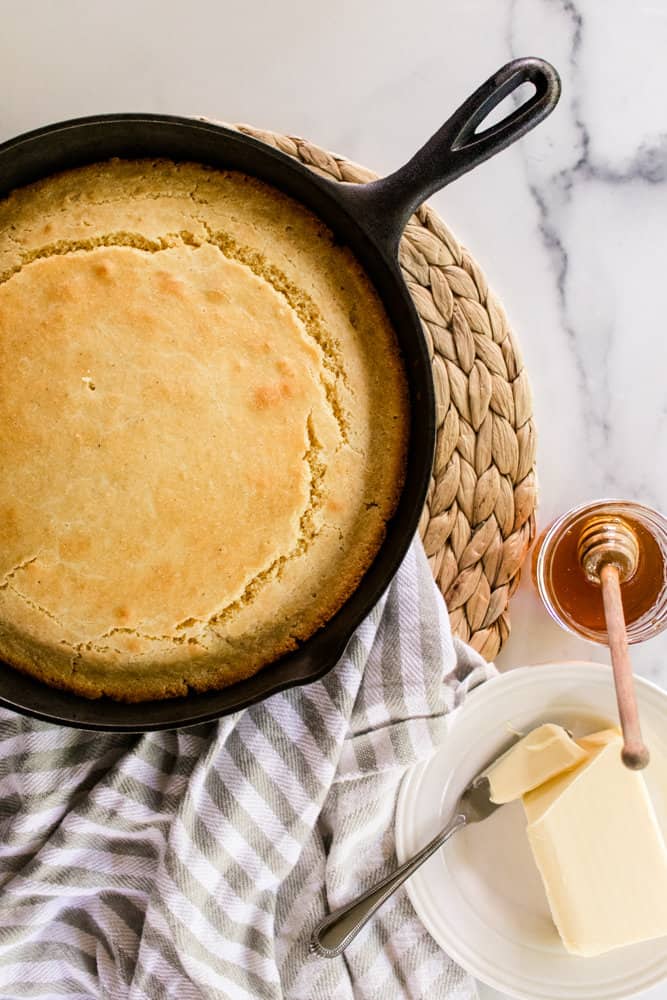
[{"left": 0, "top": 538, "right": 494, "bottom": 999}]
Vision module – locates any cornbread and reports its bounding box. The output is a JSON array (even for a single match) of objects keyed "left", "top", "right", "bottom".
[{"left": 0, "top": 160, "right": 409, "bottom": 701}]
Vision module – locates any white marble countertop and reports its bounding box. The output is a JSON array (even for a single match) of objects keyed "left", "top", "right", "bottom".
[{"left": 2, "top": 1, "right": 667, "bottom": 997}]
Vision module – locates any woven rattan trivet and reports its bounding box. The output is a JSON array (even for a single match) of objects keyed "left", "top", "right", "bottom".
[{"left": 236, "top": 124, "right": 537, "bottom": 660}]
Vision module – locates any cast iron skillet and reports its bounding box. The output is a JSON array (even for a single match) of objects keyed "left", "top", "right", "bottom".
[{"left": 0, "top": 58, "right": 560, "bottom": 730}]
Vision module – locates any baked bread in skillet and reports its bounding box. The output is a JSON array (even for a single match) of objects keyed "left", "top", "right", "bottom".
[{"left": 0, "top": 160, "right": 408, "bottom": 701}]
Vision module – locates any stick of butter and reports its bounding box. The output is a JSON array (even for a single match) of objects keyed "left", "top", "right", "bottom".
[
  {"left": 484, "top": 724, "right": 587, "bottom": 804},
  {"left": 524, "top": 728, "right": 667, "bottom": 956}
]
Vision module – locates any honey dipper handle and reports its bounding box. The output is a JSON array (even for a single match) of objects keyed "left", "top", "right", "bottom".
[{"left": 600, "top": 563, "right": 650, "bottom": 770}]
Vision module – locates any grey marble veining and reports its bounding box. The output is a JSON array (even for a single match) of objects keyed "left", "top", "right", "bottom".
[{"left": 493, "top": 0, "right": 667, "bottom": 693}]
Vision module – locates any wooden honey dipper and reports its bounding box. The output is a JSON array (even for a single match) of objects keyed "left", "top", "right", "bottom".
[{"left": 577, "top": 515, "right": 650, "bottom": 770}]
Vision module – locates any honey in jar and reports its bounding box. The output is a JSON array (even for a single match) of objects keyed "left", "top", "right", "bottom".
[{"left": 533, "top": 500, "right": 667, "bottom": 644}]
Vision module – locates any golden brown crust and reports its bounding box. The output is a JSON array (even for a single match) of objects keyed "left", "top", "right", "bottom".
[{"left": 0, "top": 159, "right": 409, "bottom": 701}]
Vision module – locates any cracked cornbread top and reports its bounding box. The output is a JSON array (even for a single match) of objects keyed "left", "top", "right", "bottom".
[{"left": 0, "top": 160, "right": 408, "bottom": 701}]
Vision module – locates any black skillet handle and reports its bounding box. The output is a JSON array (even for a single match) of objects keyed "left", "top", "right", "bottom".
[{"left": 338, "top": 58, "right": 560, "bottom": 258}]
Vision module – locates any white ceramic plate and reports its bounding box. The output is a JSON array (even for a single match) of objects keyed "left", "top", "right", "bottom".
[{"left": 395, "top": 662, "right": 667, "bottom": 1000}]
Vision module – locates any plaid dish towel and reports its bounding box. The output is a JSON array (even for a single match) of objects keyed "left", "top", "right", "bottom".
[{"left": 0, "top": 539, "right": 494, "bottom": 999}]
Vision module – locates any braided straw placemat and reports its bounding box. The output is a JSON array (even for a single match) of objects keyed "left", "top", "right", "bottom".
[{"left": 237, "top": 125, "right": 537, "bottom": 661}]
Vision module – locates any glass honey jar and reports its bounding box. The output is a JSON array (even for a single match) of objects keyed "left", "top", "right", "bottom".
[{"left": 533, "top": 500, "right": 667, "bottom": 644}]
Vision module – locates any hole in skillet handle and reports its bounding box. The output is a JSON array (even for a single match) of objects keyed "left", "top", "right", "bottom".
[
  {"left": 448, "top": 59, "right": 556, "bottom": 154},
  {"left": 477, "top": 80, "right": 537, "bottom": 134},
  {"left": 336, "top": 57, "right": 561, "bottom": 259}
]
